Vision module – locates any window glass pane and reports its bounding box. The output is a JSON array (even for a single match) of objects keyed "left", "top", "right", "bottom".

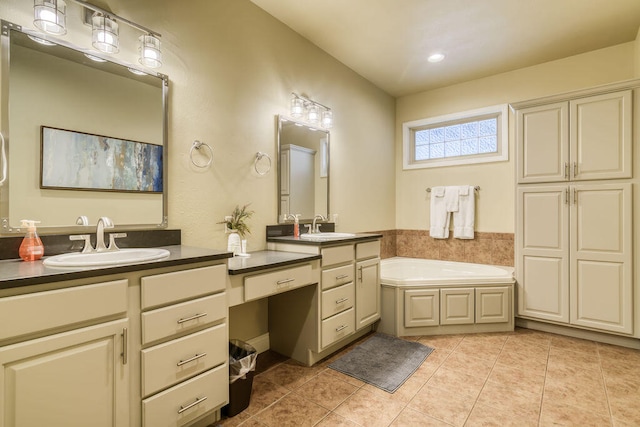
[
  {"left": 430, "top": 143, "right": 445, "bottom": 158},
  {"left": 479, "top": 135, "right": 497, "bottom": 153},
  {"left": 461, "top": 138, "right": 478, "bottom": 155},
  {"left": 479, "top": 118, "right": 497, "bottom": 136},
  {"left": 461, "top": 122, "right": 478, "bottom": 139},
  {"left": 444, "top": 141, "right": 460, "bottom": 157},
  {"left": 415, "top": 130, "right": 429, "bottom": 145},
  {"left": 430, "top": 127, "right": 444, "bottom": 143},
  {"left": 415, "top": 145, "right": 430, "bottom": 160},
  {"left": 444, "top": 124, "right": 460, "bottom": 141}
]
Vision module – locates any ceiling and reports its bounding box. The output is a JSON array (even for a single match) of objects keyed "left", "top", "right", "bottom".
[{"left": 250, "top": 0, "right": 640, "bottom": 97}]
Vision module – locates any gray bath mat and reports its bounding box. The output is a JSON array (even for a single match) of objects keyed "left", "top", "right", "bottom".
[{"left": 328, "top": 333, "right": 434, "bottom": 393}]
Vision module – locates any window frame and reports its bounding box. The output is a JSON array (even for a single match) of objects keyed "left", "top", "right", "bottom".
[{"left": 402, "top": 104, "right": 508, "bottom": 170}]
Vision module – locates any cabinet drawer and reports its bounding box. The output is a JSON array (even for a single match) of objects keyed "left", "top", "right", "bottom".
[
  {"left": 356, "top": 240, "right": 380, "bottom": 260},
  {"left": 141, "top": 293, "right": 227, "bottom": 345},
  {"left": 321, "top": 264, "right": 354, "bottom": 290},
  {"left": 321, "top": 282, "right": 355, "bottom": 320},
  {"left": 141, "top": 264, "right": 226, "bottom": 309},
  {"left": 321, "top": 308, "right": 355, "bottom": 348},
  {"left": 0, "top": 279, "right": 127, "bottom": 341},
  {"left": 321, "top": 245, "right": 354, "bottom": 267},
  {"left": 142, "top": 364, "right": 228, "bottom": 427},
  {"left": 244, "top": 264, "right": 312, "bottom": 302},
  {"left": 141, "top": 324, "right": 227, "bottom": 397}
]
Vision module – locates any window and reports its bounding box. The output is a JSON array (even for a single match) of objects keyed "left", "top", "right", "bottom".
[{"left": 403, "top": 104, "right": 508, "bottom": 169}]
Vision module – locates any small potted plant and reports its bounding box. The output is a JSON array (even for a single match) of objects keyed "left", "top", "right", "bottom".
[{"left": 219, "top": 204, "right": 254, "bottom": 256}]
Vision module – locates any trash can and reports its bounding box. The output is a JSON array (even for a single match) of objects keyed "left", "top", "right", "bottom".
[{"left": 222, "top": 339, "right": 257, "bottom": 417}]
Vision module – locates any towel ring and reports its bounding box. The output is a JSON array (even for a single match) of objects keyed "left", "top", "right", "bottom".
[
  {"left": 190, "top": 140, "right": 213, "bottom": 168},
  {"left": 254, "top": 152, "right": 271, "bottom": 176}
]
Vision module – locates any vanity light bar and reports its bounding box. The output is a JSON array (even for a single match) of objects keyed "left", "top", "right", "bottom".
[
  {"left": 70, "top": 0, "right": 160, "bottom": 37},
  {"left": 290, "top": 93, "right": 333, "bottom": 129}
]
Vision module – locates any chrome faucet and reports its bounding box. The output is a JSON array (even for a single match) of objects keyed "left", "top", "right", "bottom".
[
  {"left": 95, "top": 216, "right": 114, "bottom": 252},
  {"left": 312, "top": 214, "right": 326, "bottom": 234},
  {"left": 69, "top": 215, "right": 92, "bottom": 253}
]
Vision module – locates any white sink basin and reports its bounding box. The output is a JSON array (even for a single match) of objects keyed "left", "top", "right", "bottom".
[
  {"left": 299, "top": 232, "right": 356, "bottom": 240},
  {"left": 43, "top": 248, "right": 171, "bottom": 268}
]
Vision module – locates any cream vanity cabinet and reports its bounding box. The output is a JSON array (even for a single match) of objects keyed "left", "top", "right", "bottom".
[
  {"left": 140, "top": 264, "right": 228, "bottom": 427},
  {"left": 516, "top": 90, "right": 632, "bottom": 184},
  {"left": 0, "top": 279, "right": 130, "bottom": 427},
  {"left": 0, "top": 254, "right": 230, "bottom": 427},
  {"left": 266, "top": 237, "right": 381, "bottom": 365},
  {"left": 514, "top": 82, "right": 638, "bottom": 339}
]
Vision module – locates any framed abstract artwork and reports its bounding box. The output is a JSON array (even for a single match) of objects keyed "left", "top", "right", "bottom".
[{"left": 40, "top": 126, "right": 163, "bottom": 193}]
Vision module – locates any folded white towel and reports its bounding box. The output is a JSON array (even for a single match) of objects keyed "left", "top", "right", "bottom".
[
  {"left": 430, "top": 186, "right": 462, "bottom": 239},
  {"left": 458, "top": 185, "right": 469, "bottom": 196},
  {"left": 433, "top": 186, "right": 445, "bottom": 197},
  {"left": 453, "top": 185, "right": 475, "bottom": 239}
]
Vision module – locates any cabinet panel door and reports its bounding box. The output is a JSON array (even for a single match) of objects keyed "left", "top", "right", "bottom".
[
  {"left": 355, "top": 258, "right": 380, "bottom": 330},
  {"left": 440, "top": 288, "right": 474, "bottom": 325},
  {"left": 0, "top": 319, "right": 129, "bottom": 427},
  {"left": 516, "top": 186, "right": 569, "bottom": 322},
  {"left": 516, "top": 102, "right": 568, "bottom": 183},
  {"left": 475, "top": 287, "right": 510, "bottom": 324},
  {"left": 404, "top": 289, "right": 439, "bottom": 327},
  {"left": 570, "top": 183, "right": 633, "bottom": 334},
  {"left": 570, "top": 91, "right": 632, "bottom": 181}
]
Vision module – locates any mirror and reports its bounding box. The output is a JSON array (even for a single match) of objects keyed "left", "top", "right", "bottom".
[
  {"left": 0, "top": 21, "right": 168, "bottom": 234},
  {"left": 277, "top": 115, "right": 329, "bottom": 223}
]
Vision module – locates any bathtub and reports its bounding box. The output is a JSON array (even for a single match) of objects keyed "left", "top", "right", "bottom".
[
  {"left": 380, "top": 257, "right": 514, "bottom": 286},
  {"left": 378, "top": 257, "right": 515, "bottom": 337}
]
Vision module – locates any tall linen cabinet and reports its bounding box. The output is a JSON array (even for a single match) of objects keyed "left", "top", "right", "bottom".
[{"left": 513, "top": 82, "right": 639, "bottom": 340}]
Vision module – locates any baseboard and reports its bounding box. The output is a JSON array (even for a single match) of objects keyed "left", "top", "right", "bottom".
[
  {"left": 516, "top": 318, "right": 640, "bottom": 350},
  {"left": 246, "top": 333, "right": 270, "bottom": 354}
]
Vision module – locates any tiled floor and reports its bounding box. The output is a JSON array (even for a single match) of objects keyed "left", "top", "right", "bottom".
[{"left": 216, "top": 328, "right": 640, "bottom": 427}]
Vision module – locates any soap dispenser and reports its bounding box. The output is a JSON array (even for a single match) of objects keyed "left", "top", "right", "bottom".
[
  {"left": 19, "top": 220, "right": 44, "bottom": 262},
  {"left": 293, "top": 214, "right": 300, "bottom": 238}
]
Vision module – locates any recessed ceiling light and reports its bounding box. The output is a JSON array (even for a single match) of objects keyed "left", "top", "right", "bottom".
[{"left": 428, "top": 53, "right": 445, "bottom": 63}]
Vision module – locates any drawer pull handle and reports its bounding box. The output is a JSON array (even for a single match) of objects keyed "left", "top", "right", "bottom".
[
  {"left": 178, "top": 396, "right": 208, "bottom": 414},
  {"left": 177, "top": 313, "right": 208, "bottom": 324},
  {"left": 177, "top": 353, "right": 207, "bottom": 366},
  {"left": 335, "top": 324, "right": 348, "bottom": 332},
  {"left": 276, "top": 278, "right": 295, "bottom": 285},
  {"left": 335, "top": 274, "right": 349, "bottom": 280},
  {"left": 573, "top": 161, "right": 578, "bottom": 177},
  {"left": 121, "top": 327, "right": 128, "bottom": 365},
  {"left": 335, "top": 297, "right": 349, "bottom": 304}
]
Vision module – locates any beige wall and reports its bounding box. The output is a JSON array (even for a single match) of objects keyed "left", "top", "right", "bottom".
[
  {"left": 396, "top": 42, "right": 635, "bottom": 233},
  {"left": 0, "top": 0, "right": 396, "bottom": 248},
  {"left": 636, "top": 27, "right": 640, "bottom": 77}
]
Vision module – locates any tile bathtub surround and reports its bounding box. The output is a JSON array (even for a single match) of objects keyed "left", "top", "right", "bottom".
[
  {"left": 215, "top": 329, "right": 640, "bottom": 427},
  {"left": 371, "top": 230, "right": 514, "bottom": 267}
]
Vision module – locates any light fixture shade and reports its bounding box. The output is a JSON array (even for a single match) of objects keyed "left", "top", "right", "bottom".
[
  {"left": 92, "top": 13, "right": 119, "bottom": 54},
  {"left": 290, "top": 97, "right": 304, "bottom": 118},
  {"left": 307, "top": 104, "right": 319, "bottom": 123},
  {"left": 139, "top": 34, "right": 162, "bottom": 68},
  {"left": 33, "top": 0, "right": 67, "bottom": 35},
  {"left": 321, "top": 110, "right": 333, "bottom": 128}
]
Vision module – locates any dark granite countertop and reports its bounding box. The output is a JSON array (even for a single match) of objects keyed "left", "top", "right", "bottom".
[
  {"left": 266, "top": 233, "right": 382, "bottom": 246},
  {"left": 0, "top": 245, "right": 232, "bottom": 290},
  {"left": 227, "top": 250, "right": 322, "bottom": 275}
]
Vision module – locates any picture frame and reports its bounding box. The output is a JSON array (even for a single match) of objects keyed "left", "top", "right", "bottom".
[{"left": 40, "top": 126, "right": 163, "bottom": 193}]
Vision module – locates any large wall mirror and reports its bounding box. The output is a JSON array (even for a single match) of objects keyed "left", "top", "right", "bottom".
[
  {"left": 277, "top": 115, "right": 329, "bottom": 223},
  {"left": 0, "top": 21, "right": 168, "bottom": 234}
]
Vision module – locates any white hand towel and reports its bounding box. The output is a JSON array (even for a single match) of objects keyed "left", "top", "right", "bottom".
[
  {"left": 444, "top": 186, "right": 459, "bottom": 212},
  {"left": 429, "top": 186, "right": 450, "bottom": 239},
  {"left": 453, "top": 185, "right": 475, "bottom": 239}
]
